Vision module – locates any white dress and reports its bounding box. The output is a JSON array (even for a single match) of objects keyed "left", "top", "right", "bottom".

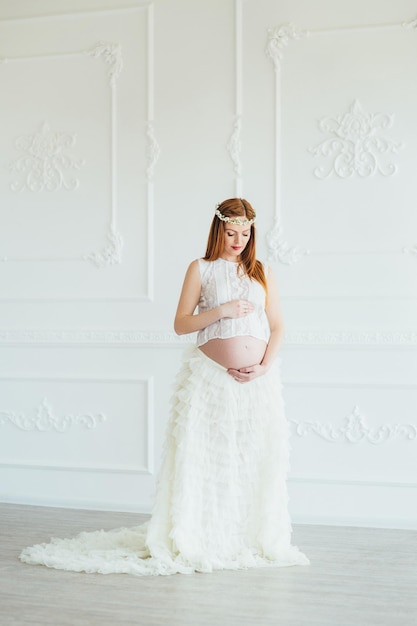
[{"left": 20, "top": 260, "right": 309, "bottom": 575}]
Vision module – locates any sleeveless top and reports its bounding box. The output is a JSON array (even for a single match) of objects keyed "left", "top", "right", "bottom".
[{"left": 196, "top": 258, "right": 270, "bottom": 347}]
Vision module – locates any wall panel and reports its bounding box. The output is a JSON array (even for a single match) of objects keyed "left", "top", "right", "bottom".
[
  {"left": 0, "top": 376, "right": 153, "bottom": 473},
  {"left": 0, "top": 4, "right": 154, "bottom": 300}
]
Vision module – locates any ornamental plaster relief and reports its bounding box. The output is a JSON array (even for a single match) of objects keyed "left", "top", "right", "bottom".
[
  {"left": 290, "top": 405, "right": 417, "bottom": 445},
  {"left": 403, "top": 244, "right": 417, "bottom": 260},
  {"left": 8, "top": 121, "right": 84, "bottom": 193},
  {"left": 85, "top": 225, "right": 124, "bottom": 268},
  {"left": 265, "top": 22, "right": 308, "bottom": 72},
  {"left": 87, "top": 41, "right": 123, "bottom": 87},
  {"left": 0, "top": 397, "right": 106, "bottom": 432},
  {"left": 146, "top": 121, "right": 160, "bottom": 182},
  {"left": 266, "top": 218, "right": 310, "bottom": 266},
  {"left": 227, "top": 115, "right": 242, "bottom": 177},
  {"left": 309, "top": 100, "right": 403, "bottom": 179}
]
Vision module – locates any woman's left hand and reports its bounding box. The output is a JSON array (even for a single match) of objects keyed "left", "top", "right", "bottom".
[{"left": 227, "top": 363, "right": 268, "bottom": 384}]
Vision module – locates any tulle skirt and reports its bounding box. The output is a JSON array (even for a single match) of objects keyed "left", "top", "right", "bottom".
[{"left": 20, "top": 345, "right": 309, "bottom": 576}]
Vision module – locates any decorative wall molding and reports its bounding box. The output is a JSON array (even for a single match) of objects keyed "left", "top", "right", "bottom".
[
  {"left": 0, "top": 460, "right": 152, "bottom": 476},
  {"left": 145, "top": 3, "right": 156, "bottom": 302},
  {"left": 0, "top": 397, "right": 106, "bottom": 432},
  {"left": 87, "top": 41, "right": 123, "bottom": 87},
  {"left": 265, "top": 22, "right": 308, "bottom": 264},
  {"left": 285, "top": 381, "right": 417, "bottom": 390},
  {"left": 227, "top": 114, "right": 242, "bottom": 177},
  {"left": 402, "top": 15, "right": 417, "bottom": 29},
  {"left": 309, "top": 100, "right": 402, "bottom": 179},
  {"left": 85, "top": 225, "right": 124, "bottom": 268},
  {"left": 146, "top": 120, "right": 160, "bottom": 181},
  {"left": 266, "top": 22, "right": 308, "bottom": 72},
  {"left": 0, "top": 5, "right": 153, "bottom": 23},
  {"left": 231, "top": 0, "right": 243, "bottom": 195},
  {"left": 289, "top": 475, "right": 417, "bottom": 489},
  {"left": 8, "top": 121, "right": 85, "bottom": 192},
  {"left": 283, "top": 330, "right": 417, "bottom": 346},
  {"left": 0, "top": 329, "right": 416, "bottom": 347},
  {"left": 291, "top": 405, "right": 417, "bottom": 444},
  {"left": 403, "top": 244, "right": 417, "bottom": 260},
  {"left": 266, "top": 218, "right": 310, "bottom": 265},
  {"left": 0, "top": 329, "right": 193, "bottom": 346}
]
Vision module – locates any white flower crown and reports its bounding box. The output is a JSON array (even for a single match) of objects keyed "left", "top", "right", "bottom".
[{"left": 215, "top": 207, "right": 256, "bottom": 226}]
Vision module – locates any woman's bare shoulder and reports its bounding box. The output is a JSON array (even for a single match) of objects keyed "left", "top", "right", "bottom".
[
  {"left": 186, "top": 258, "right": 203, "bottom": 272},
  {"left": 182, "top": 259, "right": 204, "bottom": 282}
]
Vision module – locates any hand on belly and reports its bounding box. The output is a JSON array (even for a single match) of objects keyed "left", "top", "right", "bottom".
[{"left": 227, "top": 362, "right": 268, "bottom": 384}]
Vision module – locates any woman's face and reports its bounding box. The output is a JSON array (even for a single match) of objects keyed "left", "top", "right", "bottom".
[{"left": 222, "top": 223, "right": 251, "bottom": 261}]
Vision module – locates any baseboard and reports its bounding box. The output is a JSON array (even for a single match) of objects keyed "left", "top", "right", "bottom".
[
  {"left": 0, "top": 494, "right": 152, "bottom": 515},
  {"left": 291, "top": 512, "right": 417, "bottom": 531}
]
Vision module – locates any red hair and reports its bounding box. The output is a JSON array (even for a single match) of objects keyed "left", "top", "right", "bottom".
[{"left": 204, "top": 198, "right": 268, "bottom": 296}]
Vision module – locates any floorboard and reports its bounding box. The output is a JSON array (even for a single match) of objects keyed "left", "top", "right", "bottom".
[{"left": 1, "top": 504, "right": 416, "bottom": 626}]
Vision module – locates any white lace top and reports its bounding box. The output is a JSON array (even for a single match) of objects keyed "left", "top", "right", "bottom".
[{"left": 196, "top": 258, "right": 270, "bottom": 347}]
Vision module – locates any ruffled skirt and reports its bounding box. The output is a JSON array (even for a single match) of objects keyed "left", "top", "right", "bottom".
[{"left": 20, "top": 345, "right": 309, "bottom": 575}]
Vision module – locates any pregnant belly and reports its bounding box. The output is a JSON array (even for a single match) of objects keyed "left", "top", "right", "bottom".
[{"left": 198, "top": 336, "right": 267, "bottom": 370}]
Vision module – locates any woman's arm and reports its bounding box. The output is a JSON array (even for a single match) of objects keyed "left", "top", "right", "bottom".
[
  {"left": 174, "top": 260, "right": 254, "bottom": 335},
  {"left": 260, "top": 266, "right": 284, "bottom": 370}
]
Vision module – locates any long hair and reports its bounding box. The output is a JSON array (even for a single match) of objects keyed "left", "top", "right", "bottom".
[{"left": 204, "top": 198, "right": 268, "bottom": 296}]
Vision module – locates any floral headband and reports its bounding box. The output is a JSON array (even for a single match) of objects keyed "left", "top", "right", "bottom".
[{"left": 215, "top": 205, "right": 256, "bottom": 226}]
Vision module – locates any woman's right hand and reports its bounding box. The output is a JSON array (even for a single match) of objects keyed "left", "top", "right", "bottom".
[{"left": 220, "top": 299, "right": 254, "bottom": 319}]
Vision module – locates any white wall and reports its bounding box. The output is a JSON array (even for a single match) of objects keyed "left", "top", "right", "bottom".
[{"left": 0, "top": 0, "right": 416, "bottom": 529}]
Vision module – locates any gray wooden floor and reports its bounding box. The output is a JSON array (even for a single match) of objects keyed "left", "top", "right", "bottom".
[{"left": 1, "top": 504, "right": 416, "bottom": 626}]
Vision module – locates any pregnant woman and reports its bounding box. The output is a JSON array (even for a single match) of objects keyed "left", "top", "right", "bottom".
[{"left": 20, "top": 198, "right": 309, "bottom": 576}]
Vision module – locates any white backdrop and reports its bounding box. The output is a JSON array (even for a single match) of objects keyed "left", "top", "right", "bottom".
[{"left": 0, "top": 0, "right": 416, "bottom": 529}]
